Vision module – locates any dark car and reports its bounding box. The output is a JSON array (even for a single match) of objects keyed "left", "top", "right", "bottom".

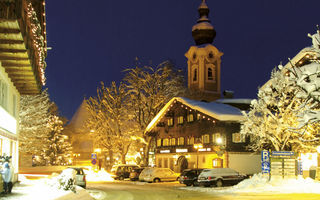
[
  {"left": 198, "top": 168, "right": 246, "bottom": 187},
  {"left": 179, "top": 169, "right": 204, "bottom": 186},
  {"left": 129, "top": 167, "right": 145, "bottom": 181},
  {"left": 110, "top": 164, "right": 140, "bottom": 180}
]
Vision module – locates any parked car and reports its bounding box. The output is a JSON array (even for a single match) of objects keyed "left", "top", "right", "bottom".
[
  {"left": 139, "top": 167, "right": 179, "bottom": 183},
  {"left": 110, "top": 164, "right": 140, "bottom": 180},
  {"left": 197, "top": 168, "right": 246, "bottom": 187},
  {"left": 67, "top": 167, "right": 86, "bottom": 188},
  {"left": 179, "top": 168, "right": 204, "bottom": 186},
  {"left": 129, "top": 167, "right": 145, "bottom": 181}
]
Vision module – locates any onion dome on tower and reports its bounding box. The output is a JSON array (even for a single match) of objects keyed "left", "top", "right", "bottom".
[{"left": 192, "top": 0, "right": 216, "bottom": 46}]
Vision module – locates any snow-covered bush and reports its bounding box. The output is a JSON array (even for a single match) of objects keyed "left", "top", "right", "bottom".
[{"left": 51, "top": 168, "right": 77, "bottom": 193}]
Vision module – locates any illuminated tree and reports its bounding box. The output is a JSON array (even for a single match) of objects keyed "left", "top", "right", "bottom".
[
  {"left": 86, "top": 82, "right": 139, "bottom": 164},
  {"left": 45, "top": 105, "right": 72, "bottom": 166},
  {"left": 19, "top": 89, "right": 52, "bottom": 161},
  {"left": 241, "top": 30, "right": 320, "bottom": 152},
  {"left": 124, "top": 60, "right": 186, "bottom": 165}
]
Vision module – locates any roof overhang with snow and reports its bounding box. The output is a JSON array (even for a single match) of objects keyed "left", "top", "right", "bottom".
[{"left": 145, "top": 97, "right": 244, "bottom": 134}]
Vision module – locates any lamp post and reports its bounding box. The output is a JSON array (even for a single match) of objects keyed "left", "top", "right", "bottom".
[{"left": 193, "top": 139, "right": 203, "bottom": 169}]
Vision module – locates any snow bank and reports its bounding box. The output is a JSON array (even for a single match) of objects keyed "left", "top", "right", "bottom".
[
  {"left": 181, "top": 174, "right": 320, "bottom": 194},
  {"left": 84, "top": 168, "right": 114, "bottom": 182}
]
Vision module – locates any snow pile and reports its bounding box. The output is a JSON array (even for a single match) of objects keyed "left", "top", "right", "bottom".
[
  {"left": 182, "top": 174, "right": 320, "bottom": 194},
  {"left": 230, "top": 174, "right": 320, "bottom": 194},
  {"left": 84, "top": 168, "right": 114, "bottom": 182}
]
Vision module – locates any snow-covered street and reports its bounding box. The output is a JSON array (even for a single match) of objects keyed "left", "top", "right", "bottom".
[{"left": 2, "top": 173, "right": 320, "bottom": 200}]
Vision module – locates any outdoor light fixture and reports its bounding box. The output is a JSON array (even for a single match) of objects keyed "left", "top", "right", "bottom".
[
  {"left": 216, "top": 137, "right": 223, "bottom": 144},
  {"left": 94, "top": 148, "right": 101, "bottom": 153}
]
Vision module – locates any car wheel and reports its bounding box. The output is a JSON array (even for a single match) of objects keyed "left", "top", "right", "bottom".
[
  {"left": 185, "top": 183, "right": 192, "bottom": 186},
  {"left": 119, "top": 176, "right": 124, "bottom": 180},
  {"left": 192, "top": 180, "right": 198, "bottom": 186},
  {"left": 153, "top": 178, "right": 160, "bottom": 183},
  {"left": 216, "top": 179, "right": 223, "bottom": 187}
]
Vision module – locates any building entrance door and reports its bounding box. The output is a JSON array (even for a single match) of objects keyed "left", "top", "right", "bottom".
[{"left": 177, "top": 156, "right": 188, "bottom": 172}]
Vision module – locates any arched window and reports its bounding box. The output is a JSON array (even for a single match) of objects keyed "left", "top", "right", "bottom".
[
  {"left": 208, "top": 68, "right": 213, "bottom": 80},
  {"left": 193, "top": 68, "right": 197, "bottom": 82}
]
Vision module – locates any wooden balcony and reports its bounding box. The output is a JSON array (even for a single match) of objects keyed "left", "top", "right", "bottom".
[{"left": 0, "top": 0, "right": 46, "bottom": 94}]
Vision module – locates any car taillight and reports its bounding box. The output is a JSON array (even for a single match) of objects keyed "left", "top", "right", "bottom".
[
  {"left": 83, "top": 175, "right": 86, "bottom": 181},
  {"left": 184, "top": 176, "right": 187, "bottom": 180},
  {"left": 208, "top": 176, "right": 211, "bottom": 180}
]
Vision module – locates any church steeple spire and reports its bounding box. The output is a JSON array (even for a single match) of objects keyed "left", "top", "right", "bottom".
[{"left": 192, "top": 0, "right": 216, "bottom": 46}]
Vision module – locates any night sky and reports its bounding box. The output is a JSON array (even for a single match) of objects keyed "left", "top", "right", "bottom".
[{"left": 45, "top": 0, "right": 320, "bottom": 120}]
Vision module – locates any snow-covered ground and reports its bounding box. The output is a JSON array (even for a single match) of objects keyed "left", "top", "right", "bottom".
[{"left": 182, "top": 173, "right": 320, "bottom": 194}]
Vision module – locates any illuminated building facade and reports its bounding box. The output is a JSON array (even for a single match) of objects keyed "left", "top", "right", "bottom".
[{"left": 0, "top": 0, "right": 47, "bottom": 178}]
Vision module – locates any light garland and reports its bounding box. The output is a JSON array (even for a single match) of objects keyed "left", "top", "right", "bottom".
[{"left": 26, "top": 2, "right": 46, "bottom": 85}]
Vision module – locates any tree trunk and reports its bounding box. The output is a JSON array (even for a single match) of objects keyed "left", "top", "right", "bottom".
[{"left": 142, "top": 136, "right": 152, "bottom": 166}]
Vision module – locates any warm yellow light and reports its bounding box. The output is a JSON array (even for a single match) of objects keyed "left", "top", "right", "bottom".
[
  {"left": 94, "top": 148, "right": 101, "bottom": 153},
  {"left": 216, "top": 137, "right": 223, "bottom": 144},
  {"left": 317, "top": 146, "right": 320, "bottom": 154}
]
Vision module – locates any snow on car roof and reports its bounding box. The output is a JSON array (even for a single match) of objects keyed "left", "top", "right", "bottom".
[{"left": 145, "top": 97, "right": 244, "bottom": 133}]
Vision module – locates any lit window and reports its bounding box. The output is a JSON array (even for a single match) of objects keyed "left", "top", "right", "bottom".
[
  {"left": 187, "top": 137, "right": 194, "bottom": 145},
  {"left": 170, "top": 138, "right": 176, "bottom": 146},
  {"left": 167, "top": 118, "right": 173, "bottom": 126},
  {"left": 202, "top": 134, "right": 210, "bottom": 144},
  {"left": 163, "top": 139, "right": 169, "bottom": 146},
  {"left": 178, "top": 137, "right": 184, "bottom": 145},
  {"left": 157, "top": 139, "right": 162, "bottom": 147},
  {"left": 213, "top": 133, "right": 225, "bottom": 145},
  {"left": 232, "top": 133, "right": 246, "bottom": 143},
  {"left": 212, "top": 158, "right": 223, "bottom": 168},
  {"left": 197, "top": 114, "right": 201, "bottom": 120},
  {"left": 177, "top": 116, "right": 184, "bottom": 124},
  {"left": 193, "top": 68, "right": 197, "bottom": 82},
  {"left": 187, "top": 114, "right": 194, "bottom": 122}
]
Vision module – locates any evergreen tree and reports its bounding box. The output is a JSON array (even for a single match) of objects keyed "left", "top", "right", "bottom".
[{"left": 45, "top": 111, "right": 72, "bottom": 165}]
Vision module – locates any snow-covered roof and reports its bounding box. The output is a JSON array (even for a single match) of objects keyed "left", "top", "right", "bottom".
[
  {"left": 145, "top": 97, "right": 244, "bottom": 133},
  {"left": 216, "top": 98, "right": 253, "bottom": 105}
]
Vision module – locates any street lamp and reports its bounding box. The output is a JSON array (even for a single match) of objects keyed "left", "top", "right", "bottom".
[{"left": 193, "top": 139, "right": 203, "bottom": 169}]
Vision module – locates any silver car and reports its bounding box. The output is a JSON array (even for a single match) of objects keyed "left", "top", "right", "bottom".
[
  {"left": 69, "top": 167, "right": 86, "bottom": 188},
  {"left": 139, "top": 167, "right": 179, "bottom": 183}
]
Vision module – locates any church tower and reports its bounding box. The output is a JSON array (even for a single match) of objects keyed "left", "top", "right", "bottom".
[{"left": 185, "top": 0, "right": 223, "bottom": 102}]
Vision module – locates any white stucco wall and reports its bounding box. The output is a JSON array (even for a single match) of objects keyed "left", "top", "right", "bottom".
[{"left": 228, "top": 152, "right": 261, "bottom": 175}]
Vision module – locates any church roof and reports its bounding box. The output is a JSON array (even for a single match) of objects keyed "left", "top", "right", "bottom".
[
  {"left": 192, "top": 0, "right": 216, "bottom": 45},
  {"left": 145, "top": 97, "right": 244, "bottom": 133}
]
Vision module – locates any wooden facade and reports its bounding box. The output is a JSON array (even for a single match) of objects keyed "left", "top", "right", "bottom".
[
  {"left": 145, "top": 97, "right": 259, "bottom": 173},
  {"left": 0, "top": 0, "right": 46, "bottom": 94}
]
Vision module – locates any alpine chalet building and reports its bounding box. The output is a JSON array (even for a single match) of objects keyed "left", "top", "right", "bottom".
[{"left": 145, "top": 0, "right": 260, "bottom": 175}]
